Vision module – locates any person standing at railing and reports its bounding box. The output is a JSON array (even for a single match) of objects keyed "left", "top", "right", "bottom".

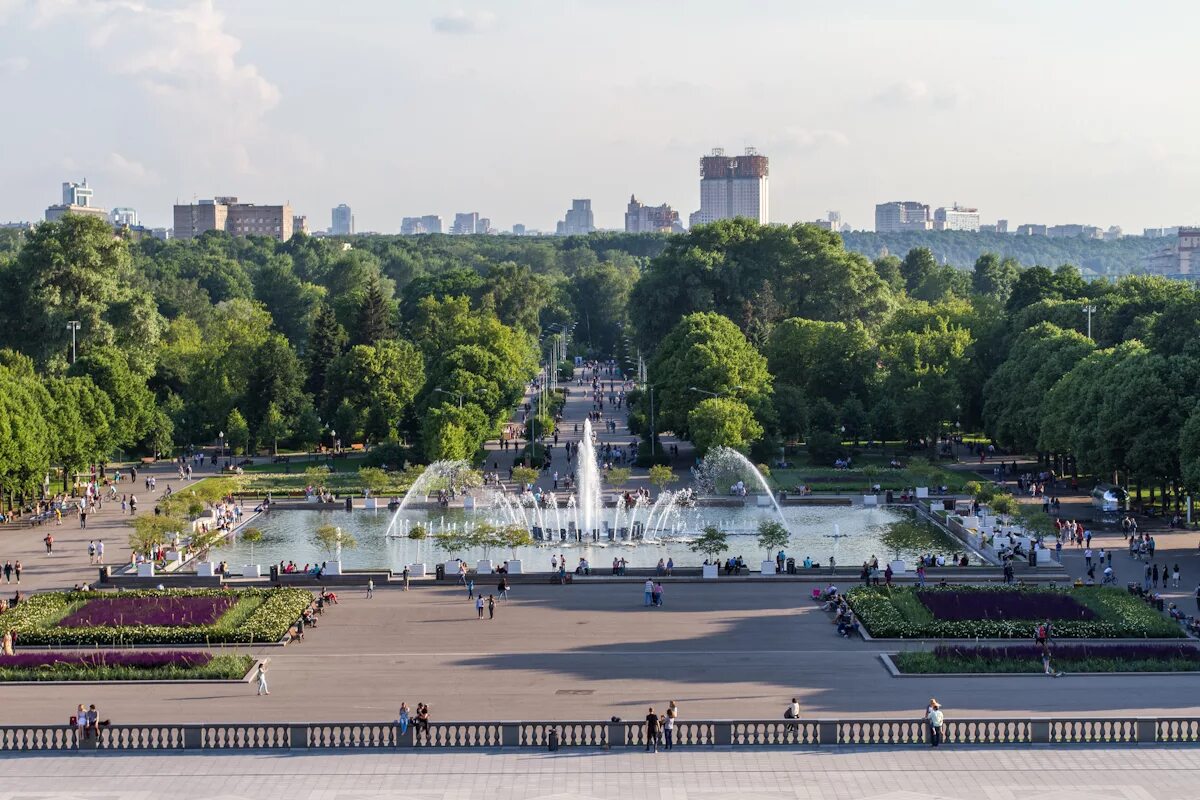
[
  {"left": 925, "top": 699, "right": 943, "bottom": 747},
  {"left": 663, "top": 702, "right": 677, "bottom": 750},
  {"left": 397, "top": 703, "right": 410, "bottom": 736},
  {"left": 644, "top": 707, "right": 659, "bottom": 753}
]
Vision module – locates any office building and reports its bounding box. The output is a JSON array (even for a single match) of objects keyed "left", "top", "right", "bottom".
[
  {"left": 693, "top": 147, "right": 769, "bottom": 226},
  {"left": 173, "top": 196, "right": 294, "bottom": 241},
  {"left": 996, "top": 219, "right": 1009, "bottom": 234},
  {"left": 45, "top": 178, "right": 108, "bottom": 222},
  {"left": 810, "top": 211, "right": 845, "bottom": 232},
  {"left": 110, "top": 207, "right": 139, "bottom": 227},
  {"left": 401, "top": 215, "right": 444, "bottom": 235},
  {"left": 1142, "top": 227, "right": 1200, "bottom": 276},
  {"left": 452, "top": 212, "right": 482, "bottom": 235},
  {"left": 625, "top": 195, "right": 681, "bottom": 233},
  {"left": 512, "top": 224, "right": 526, "bottom": 236},
  {"left": 1104, "top": 225, "right": 1123, "bottom": 241},
  {"left": 875, "top": 201, "right": 930, "bottom": 233},
  {"left": 932, "top": 204, "right": 980, "bottom": 232},
  {"left": 1047, "top": 224, "right": 1102, "bottom": 239},
  {"left": 293, "top": 215, "right": 310, "bottom": 236},
  {"left": 1016, "top": 224, "right": 1048, "bottom": 236},
  {"left": 557, "top": 199, "right": 595, "bottom": 236},
  {"left": 331, "top": 204, "right": 354, "bottom": 235},
  {"left": 478, "top": 217, "right": 493, "bottom": 235}
]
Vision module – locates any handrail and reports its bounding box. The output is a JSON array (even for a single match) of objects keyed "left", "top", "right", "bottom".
[{"left": 2, "top": 717, "right": 1194, "bottom": 751}]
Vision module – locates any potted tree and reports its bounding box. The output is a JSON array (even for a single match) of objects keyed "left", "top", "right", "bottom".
[
  {"left": 470, "top": 522, "right": 505, "bottom": 574},
  {"left": 510, "top": 466, "right": 539, "bottom": 491},
  {"left": 756, "top": 520, "right": 790, "bottom": 576},
  {"left": 189, "top": 528, "right": 227, "bottom": 577},
  {"left": 434, "top": 529, "right": 475, "bottom": 578},
  {"left": 648, "top": 465, "right": 677, "bottom": 498},
  {"left": 240, "top": 527, "right": 264, "bottom": 577},
  {"left": 312, "top": 523, "right": 357, "bottom": 575},
  {"left": 499, "top": 524, "right": 533, "bottom": 574},
  {"left": 358, "top": 467, "right": 390, "bottom": 510},
  {"left": 129, "top": 515, "right": 182, "bottom": 578},
  {"left": 689, "top": 525, "right": 728, "bottom": 579}
]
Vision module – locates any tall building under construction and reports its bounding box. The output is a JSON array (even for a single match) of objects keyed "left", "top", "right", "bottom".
[{"left": 690, "top": 147, "right": 769, "bottom": 227}]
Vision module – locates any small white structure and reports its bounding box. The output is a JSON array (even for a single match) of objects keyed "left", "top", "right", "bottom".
[
  {"left": 241, "top": 564, "right": 261, "bottom": 578},
  {"left": 407, "top": 563, "right": 426, "bottom": 577},
  {"left": 196, "top": 562, "right": 215, "bottom": 577},
  {"left": 863, "top": 495, "right": 879, "bottom": 506},
  {"left": 137, "top": 563, "right": 155, "bottom": 578},
  {"left": 702, "top": 564, "right": 719, "bottom": 579},
  {"left": 476, "top": 559, "right": 494, "bottom": 574},
  {"left": 323, "top": 561, "right": 342, "bottom": 576},
  {"left": 761, "top": 560, "right": 777, "bottom": 575},
  {"left": 915, "top": 487, "right": 929, "bottom": 499},
  {"left": 755, "top": 494, "right": 772, "bottom": 507},
  {"left": 506, "top": 560, "right": 522, "bottom": 575},
  {"left": 889, "top": 560, "right": 907, "bottom": 575},
  {"left": 463, "top": 495, "right": 476, "bottom": 510},
  {"left": 363, "top": 497, "right": 378, "bottom": 510}
]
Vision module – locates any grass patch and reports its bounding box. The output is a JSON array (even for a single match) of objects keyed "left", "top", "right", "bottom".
[
  {"left": 0, "top": 589, "right": 309, "bottom": 646},
  {"left": 849, "top": 584, "right": 1183, "bottom": 639},
  {"left": 771, "top": 466, "right": 970, "bottom": 493}
]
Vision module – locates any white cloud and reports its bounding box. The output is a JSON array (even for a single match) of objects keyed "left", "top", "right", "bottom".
[
  {"left": 106, "top": 151, "right": 156, "bottom": 185},
  {"left": 432, "top": 9, "right": 496, "bottom": 35},
  {"left": 767, "top": 128, "right": 850, "bottom": 153},
  {"left": 0, "top": 55, "right": 28, "bottom": 74},
  {"left": 872, "top": 79, "right": 962, "bottom": 110}
]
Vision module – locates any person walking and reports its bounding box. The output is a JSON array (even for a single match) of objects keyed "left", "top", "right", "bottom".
[
  {"left": 654, "top": 582, "right": 665, "bottom": 607},
  {"left": 644, "top": 707, "right": 660, "bottom": 753},
  {"left": 475, "top": 595, "right": 485, "bottom": 619},
  {"left": 402, "top": 565, "right": 410, "bottom": 590},
  {"left": 643, "top": 578, "right": 654, "bottom": 607},
  {"left": 3, "top": 561, "right": 10, "bottom": 583},
  {"left": 467, "top": 578, "right": 475, "bottom": 599},
  {"left": 925, "top": 699, "right": 944, "bottom": 747},
  {"left": 255, "top": 662, "right": 269, "bottom": 696},
  {"left": 498, "top": 577, "right": 509, "bottom": 600},
  {"left": 487, "top": 595, "right": 496, "bottom": 620},
  {"left": 1172, "top": 564, "right": 1181, "bottom": 588},
  {"left": 366, "top": 578, "right": 374, "bottom": 599},
  {"left": 97, "top": 540, "right": 105, "bottom": 564},
  {"left": 13, "top": 561, "right": 20, "bottom": 584},
  {"left": 44, "top": 533, "right": 54, "bottom": 555}
]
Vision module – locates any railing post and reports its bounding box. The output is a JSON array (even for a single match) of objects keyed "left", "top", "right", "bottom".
[
  {"left": 818, "top": 720, "right": 838, "bottom": 746},
  {"left": 714, "top": 722, "right": 731, "bottom": 746},
  {"left": 607, "top": 722, "right": 625, "bottom": 749},
  {"left": 288, "top": 725, "right": 309, "bottom": 749},
  {"left": 1136, "top": 718, "right": 1157, "bottom": 744},
  {"left": 501, "top": 723, "right": 521, "bottom": 748},
  {"left": 183, "top": 726, "right": 202, "bottom": 750},
  {"left": 396, "top": 725, "right": 414, "bottom": 748},
  {"left": 1030, "top": 719, "right": 1050, "bottom": 744}
]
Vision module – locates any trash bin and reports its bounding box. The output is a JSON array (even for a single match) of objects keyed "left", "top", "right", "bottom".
[
  {"left": 435, "top": 563, "right": 446, "bottom": 581},
  {"left": 943, "top": 499, "right": 955, "bottom": 511},
  {"left": 269, "top": 565, "right": 279, "bottom": 582},
  {"left": 786, "top": 557, "right": 796, "bottom": 575},
  {"left": 97, "top": 566, "right": 111, "bottom": 583},
  {"left": 344, "top": 497, "right": 353, "bottom": 511},
  {"left": 886, "top": 490, "right": 894, "bottom": 504}
]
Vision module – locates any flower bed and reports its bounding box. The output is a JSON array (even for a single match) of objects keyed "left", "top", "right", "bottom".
[
  {"left": 848, "top": 584, "right": 1183, "bottom": 639},
  {"left": 58, "top": 596, "right": 238, "bottom": 628},
  {"left": 0, "top": 589, "right": 312, "bottom": 646},
  {"left": 0, "top": 651, "right": 255, "bottom": 681},
  {"left": 894, "top": 643, "right": 1200, "bottom": 674},
  {"left": 916, "top": 589, "right": 1096, "bottom": 622}
]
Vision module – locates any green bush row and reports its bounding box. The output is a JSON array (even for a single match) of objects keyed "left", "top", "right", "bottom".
[{"left": 0, "top": 655, "right": 256, "bottom": 682}]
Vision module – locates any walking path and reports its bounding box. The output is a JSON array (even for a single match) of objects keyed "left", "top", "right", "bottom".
[{"left": 3, "top": 746, "right": 1198, "bottom": 799}]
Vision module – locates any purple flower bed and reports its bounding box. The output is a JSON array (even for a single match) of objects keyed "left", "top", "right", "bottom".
[
  {"left": 0, "top": 651, "right": 214, "bottom": 668},
  {"left": 917, "top": 590, "right": 1096, "bottom": 621},
  {"left": 935, "top": 643, "right": 1200, "bottom": 662},
  {"left": 56, "top": 596, "right": 237, "bottom": 628}
]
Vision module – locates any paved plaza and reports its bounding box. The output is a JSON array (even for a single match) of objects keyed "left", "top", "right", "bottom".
[
  {"left": 2, "top": 581, "right": 1198, "bottom": 726},
  {"left": 1, "top": 746, "right": 1198, "bottom": 799}
]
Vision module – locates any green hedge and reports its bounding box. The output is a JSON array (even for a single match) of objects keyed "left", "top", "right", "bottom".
[
  {"left": 0, "top": 589, "right": 312, "bottom": 646},
  {"left": 0, "top": 655, "right": 255, "bottom": 682},
  {"left": 848, "top": 584, "right": 1183, "bottom": 639}
]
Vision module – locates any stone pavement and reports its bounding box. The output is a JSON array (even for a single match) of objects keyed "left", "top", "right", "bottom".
[{"left": 2, "top": 746, "right": 1198, "bottom": 799}]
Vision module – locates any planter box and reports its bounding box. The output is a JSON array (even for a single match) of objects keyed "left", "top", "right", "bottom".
[
  {"left": 136, "top": 563, "right": 155, "bottom": 578},
  {"left": 760, "top": 560, "right": 777, "bottom": 576},
  {"left": 324, "top": 561, "right": 342, "bottom": 576},
  {"left": 476, "top": 559, "right": 494, "bottom": 574},
  {"left": 242, "top": 564, "right": 261, "bottom": 578},
  {"left": 506, "top": 559, "right": 522, "bottom": 575},
  {"left": 702, "top": 564, "right": 718, "bottom": 579},
  {"left": 889, "top": 560, "right": 907, "bottom": 575},
  {"left": 407, "top": 563, "right": 426, "bottom": 577},
  {"left": 1035, "top": 548, "right": 1057, "bottom": 566},
  {"left": 196, "top": 562, "right": 215, "bottom": 577},
  {"left": 363, "top": 498, "right": 378, "bottom": 510},
  {"left": 755, "top": 494, "right": 772, "bottom": 507},
  {"left": 863, "top": 495, "right": 879, "bottom": 506},
  {"left": 463, "top": 496, "right": 475, "bottom": 510},
  {"left": 444, "top": 561, "right": 463, "bottom": 577},
  {"left": 915, "top": 487, "right": 929, "bottom": 499},
  {"left": 165, "top": 550, "right": 181, "bottom": 563}
]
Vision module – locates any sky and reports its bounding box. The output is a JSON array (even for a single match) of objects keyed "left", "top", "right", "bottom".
[{"left": 1, "top": 0, "right": 1198, "bottom": 233}]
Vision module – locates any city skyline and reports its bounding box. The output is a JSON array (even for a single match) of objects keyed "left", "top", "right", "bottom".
[{"left": 1, "top": 1, "right": 1199, "bottom": 232}]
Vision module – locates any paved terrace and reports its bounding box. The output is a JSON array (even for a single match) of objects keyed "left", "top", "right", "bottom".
[
  {"left": 2, "top": 746, "right": 1198, "bottom": 799},
  {"left": 2, "top": 582, "right": 1198, "bottom": 726}
]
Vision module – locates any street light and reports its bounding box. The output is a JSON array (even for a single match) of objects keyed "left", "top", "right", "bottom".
[
  {"left": 219, "top": 430, "right": 225, "bottom": 461},
  {"left": 434, "top": 387, "right": 465, "bottom": 408},
  {"left": 688, "top": 385, "right": 744, "bottom": 398},
  {"left": 1082, "top": 304, "right": 1096, "bottom": 341},
  {"left": 66, "top": 321, "right": 81, "bottom": 364}
]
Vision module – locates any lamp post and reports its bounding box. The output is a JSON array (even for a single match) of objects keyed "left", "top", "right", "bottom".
[
  {"left": 219, "top": 430, "right": 225, "bottom": 462},
  {"left": 688, "top": 385, "right": 744, "bottom": 399},
  {"left": 330, "top": 429, "right": 337, "bottom": 454},
  {"left": 66, "top": 321, "right": 81, "bottom": 364},
  {"left": 434, "top": 387, "right": 464, "bottom": 408},
  {"left": 1082, "top": 304, "right": 1096, "bottom": 341}
]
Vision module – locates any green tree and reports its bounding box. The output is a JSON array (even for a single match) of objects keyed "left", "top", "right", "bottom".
[
  {"left": 312, "top": 523, "right": 357, "bottom": 560},
  {"left": 971, "top": 253, "right": 1021, "bottom": 303},
  {"left": 763, "top": 318, "right": 877, "bottom": 408},
  {"left": 305, "top": 301, "right": 348, "bottom": 413},
  {"left": 244, "top": 333, "right": 304, "bottom": 449},
  {"left": 606, "top": 467, "right": 632, "bottom": 486},
  {"left": 328, "top": 339, "right": 424, "bottom": 443},
  {"left": 648, "top": 465, "right": 676, "bottom": 493},
  {"left": 687, "top": 397, "right": 764, "bottom": 455},
  {"left": 352, "top": 272, "right": 395, "bottom": 346},
  {"left": 261, "top": 402, "right": 288, "bottom": 455},
  {"left": 756, "top": 520, "right": 790, "bottom": 561},
  {"left": 689, "top": 525, "right": 728, "bottom": 562},
  {"left": 225, "top": 408, "right": 250, "bottom": 456},
  {"left": 68, "top": 346, "right": 156, "bottom": 450}
]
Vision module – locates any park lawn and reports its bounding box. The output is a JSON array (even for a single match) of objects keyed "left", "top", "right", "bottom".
[
  {"left": 893, "top": 643, "right": 1200, "bottom": 674},
  {"left": 769, "top": 465, "right": 971, "bottom": 493},
  {"left": 848, "top": 584, "right": 1183, "bottom": 639},
  {"left": 0, "top": 589, "right": 313, "bottom": 646},
  {"left": 0, "top": 653, "right": 256, "bottom": 682}
]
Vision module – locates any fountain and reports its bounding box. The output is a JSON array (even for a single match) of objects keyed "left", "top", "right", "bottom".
[
  {"left": 384, "top": 460, "right": 473, "bottom": 537},
  {"left": 694, "top": 447, "right": 790, "bottom": 532},
  {"left": 574, "top": 417, "right": 603, "bottom": 536}
]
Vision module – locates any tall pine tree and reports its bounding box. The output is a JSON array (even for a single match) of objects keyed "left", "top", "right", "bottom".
[
  {"left": 352, "top": 274, "right": 394, "bottom": 346},
  {"left": 306, "top": 302, "right": 347, "bottom": 415}
]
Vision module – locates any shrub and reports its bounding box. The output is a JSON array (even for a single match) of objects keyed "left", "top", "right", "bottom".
[
  {"left": 0, "top": 652, "right": 255, "bottom": 682},
  {"left": 894, "top": 643, "right": 1200, "bottom": 674}
]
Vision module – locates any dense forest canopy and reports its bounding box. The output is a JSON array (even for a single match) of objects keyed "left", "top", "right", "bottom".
[{"left": 1, "top": 215, "right": 1198, "bottom": 503}]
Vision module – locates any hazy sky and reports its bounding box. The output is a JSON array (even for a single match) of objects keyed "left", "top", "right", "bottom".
[{"left": 2, "top": 0, "right": 1198, "bottom": 233}]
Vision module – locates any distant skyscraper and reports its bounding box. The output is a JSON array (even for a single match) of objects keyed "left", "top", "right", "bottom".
[
  {"left": 693, "top": 147, "right": 769, "bottom": 226},
  {"left": 933, "top": 204, "right": 981, "bottom": 232},
  {"left": 401, "top": 215, "right": 444, "bottom": 235},
  {"left": 173, "top": 197, "right": 294, "bottom": 241},
  {"left": 557, "top": 199, "right": 595, "bottom": 236},
  {"left": 331, "top": 204, "right": 354, "bottom": 235},
  {"left": 293, "top": 215, "right": 310, "bottom": 236},
  {"left": 46, "top": 179, "right": 107, "bottom": 222},
  {"left": 996, "top": 219, "right": 1009, "bottom": 234},
  {"left": 875, "top": 201, "right": 931, "bottom": 233},
  {"left": 512, "top": 223, "right": 526, "bottom": 236},
  {"left": 110, "top": 207, "right": 139, "bottom": 227},
  {"left": 1016, "top": 223, "right": 1047, "bottom": 236},
  {"left": 452, "top": 212, "right": 480, "bottom": 235},
  {"left": 477, "top": 217, "right": 492, "bottom": 234},
  {"left": 810, "top": 211, "right": 843, "bottom": 232},
  {"left": 625, "top": 195, "right": 681, "bottom": 233}
]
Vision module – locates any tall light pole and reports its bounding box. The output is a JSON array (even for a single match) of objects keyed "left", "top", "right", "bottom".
[
  {"left": 1082, "top": 304, "right": 1096, "bottom": 341},
  {"left": 66, "top": 321, "right": 81, "bottom": 364},
  {"left": 434, "top": 387, "right": 464, "bottom": 408},
  {"left": 219, "top": 430, "right": 225, "bottom": 462}
]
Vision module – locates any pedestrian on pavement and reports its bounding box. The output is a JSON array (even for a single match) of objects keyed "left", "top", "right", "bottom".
[
  {"left": 3, "top": 561, "right": 10, "bottom": 583},
  {"left": 97, "top": 540, "right": 105, "bottom": 564},
  {"left": 366, "top": 578, "right": 374, "bottom": 599},
  {"left": 13, "top": 561, "right": 20, "bottom": 584},
  {"left": 44, "top": 533, "right": 54, "bottom": 554},
  {"left": 1084, "top": 548, "right": 1092, "bottom": 569},
  {"left": 467, "top": 578, "right": 475, "bottom": 599},
  {"left": 255, "top": 662, "right": 269, "bottom": 695},
  {"left": 475, "top": 595, "right": 485, "bottom": 619},
  {"left": 398, "top": 702, "right": 410, "bottom": 736},
  {"left": 402, "top": 565, "right": 410, "bottom": 590},
  {"left": 925, "top": 699, "right": 944, "bottom": 747},
  {"left": 487, "top": 595, "right": 495, "bottom": 619},
  {"left": 498, "top": 577, "right": 509, "bottom": 600},
  {"left": 653, "top": 582, "right": 664, "bottom": 607},
  {"left": 645, "top": 707, "right": 659, "bottom": 752},
  {"left": 1173, "top": 564, "right": 1181, "bottom": 588},
  {"left": 87, "top": 541, "right": 96, "bottom": 564},
  {"left": 643, "top": 578, "right": 654, "bottom": 607}
]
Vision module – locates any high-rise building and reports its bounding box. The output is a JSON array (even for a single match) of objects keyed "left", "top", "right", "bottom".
[
  {"left": 932, "top": 204, "right": 981, "bottom": 232},
  {"left": 452, "top": 212, "right": 480, "bottom": 235},
  {"left": 512, "top": 224, "right": 526, "bottom": 236},
  {"left": 557, "top": 199, "right": 595, "bottom": 236},
  {"left": 693, "top": 147, "right": 769, "bottom": 226},
  {"left": 1016, "top": 223, "right": 1047, "bottom": 236},
  {"left": 45, "top": 178, "right": 108, "bottom": 222},
  {"left": 331, "top": 204, "right": 354, "bottom": 235},
  {"left": 477, "top": 217, "right": 492, "bottom": 234},
  {"left": 173, "top": 196, "right": 294, "bottom": 241},
  {"left": 1142, "top": 228, "right": 1200, "bottom": 276},
  {"left": 401, "top": 215, "right": 444, "bottom": 235},
  {"left": 293, "top": 215, "right": 310, "bottom": 236},
  {"left": 1047, "top": 224, "right": 1102, "bottom": 239},
  {"left": 625, "top": 195, "right": 682, "bottom": 233},
  {"left": 110, "top": 207, "right": 139, "bottom": 227},
  {"left": 810, "top": 211, "right": 843, "bottom": 232},
  {"left": 875, "top": 201, "right": 930, "bottom": 233},
  {"left": 996, "top": 219, "right": 1009, "bottom": 234}
]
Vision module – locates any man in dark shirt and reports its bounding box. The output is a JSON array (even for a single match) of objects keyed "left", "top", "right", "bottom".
[{"left": 645, "top": 707, "right": 659, "bottom": 753}]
